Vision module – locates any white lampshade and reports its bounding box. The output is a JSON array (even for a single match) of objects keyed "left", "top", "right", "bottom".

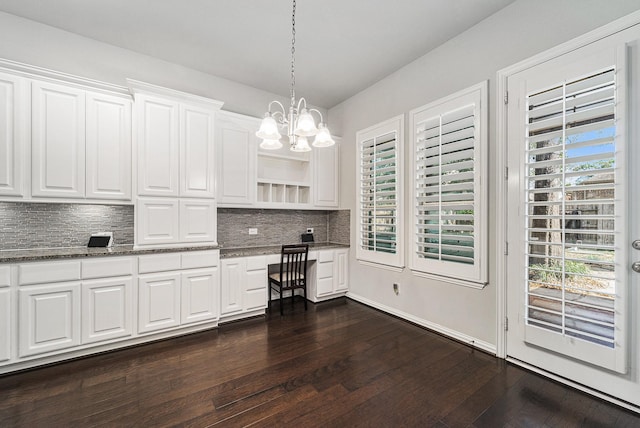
[
  {"left": 312, "top": 124, "right": 335, "bottom": 147},
  {"left": 256, "top": 115, "right": 282, "bottom": 140},
  {"left": 290, "top": 136, "right": 311, "bottom": 152},
  {"left": 260, "top": 139, "right": 283, "bottom": 150},
  {"left": 293, "top": 109, "right": 318, "bottom": 137}
]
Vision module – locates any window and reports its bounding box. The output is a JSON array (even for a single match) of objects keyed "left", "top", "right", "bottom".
[
  {"left": 410, "top": 82, "right": 488, "bottom": 286},
  {"left": 356, "top": 115, "right": 404, "bottom": 268}
]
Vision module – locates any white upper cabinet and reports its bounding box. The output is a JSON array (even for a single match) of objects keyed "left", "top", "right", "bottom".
[
  {"left": 0, "top": 71, "right": 28, "bottom": 197},
  {"left": 31, "top": 80, "right": 86, "bottom": 198},
  {"left": 215, "top": 111, "right": 258, "bottom": 205},
  {"left": 0, "top": 65, "right": 133, "bottom": 202},
  {"left": 130, "top": 79, "right": 223, "bottom": 200},
  {"left": 85, "top": 92, "right": 132, "bottom": 200},
  {"left": 136, "top": 93, "right": 180, "bottom": 197},
  {"left": 181, "top": 104, "right": 215, "bottom": 198},
  {"left": 313, "top": 137, "right": 340, "bottom": 208}
]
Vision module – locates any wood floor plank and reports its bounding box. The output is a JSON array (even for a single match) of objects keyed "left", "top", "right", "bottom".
[{"left": 0, "top": 298, "right": 638, "bottom": 427}]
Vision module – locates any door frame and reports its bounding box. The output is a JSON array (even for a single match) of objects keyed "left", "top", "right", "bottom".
[{"left": 495, "top": 10, "right": 640, "bottom": 411}]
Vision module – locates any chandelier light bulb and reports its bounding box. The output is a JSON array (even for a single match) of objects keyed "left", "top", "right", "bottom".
[
  {"left": 260, "top": 138, "right": 283, "bottom": 150},
  {"left": 290, "top": 136, "right": 311, "bottom": 152},
  {"left": 256, "top": 114, "right": 282, "bottom": 140},
  {"left": 312, "top": 123, "right": 335, "bottom": 147},
  {"left": 294, "top": 109, "right": 319, "bottom": 137}
]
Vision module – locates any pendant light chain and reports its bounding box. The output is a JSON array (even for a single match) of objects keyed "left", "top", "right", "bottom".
[{"left": 290, "top": 0, "right": 296, "bottom": 108}]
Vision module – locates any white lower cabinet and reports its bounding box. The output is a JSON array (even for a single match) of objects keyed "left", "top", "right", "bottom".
[
  {"left": 138, "top": 250, "right": 220, "bottom": 333},
  {"left": 138, "top": 272, "right": 181, "bottom": 334},
  {"left": 19, "top": 282, "right": 82, "bottom": 357},
  {"left": 220, "top": 256, "right": 267, "bottom": 318},
  {"left": 0, "top": 289, "right": 11, "bottom": 362},
  {"left": 181, "top": 268, "right": 219, "bottom": 325},
  {"left": 309, "top": 248, "right": 349, "bottom": 302},
  {"left": 82, "top": 277, "right": 132, "bottom": 344}
]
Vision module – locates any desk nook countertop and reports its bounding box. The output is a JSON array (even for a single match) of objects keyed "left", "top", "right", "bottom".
[{"left": 219, "top": 242, "right": 349, "bottom": 259}]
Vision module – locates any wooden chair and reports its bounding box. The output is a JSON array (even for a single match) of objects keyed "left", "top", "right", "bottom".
[{"left": 268, "top": 244, "right": 309, "bottom": 315}]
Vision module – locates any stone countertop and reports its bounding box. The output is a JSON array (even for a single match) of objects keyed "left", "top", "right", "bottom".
[
  {"left": 0, "top": 244, "right": 221, "bottom": 264},
  {"left": 220, "top": 242, "right": 349, "bottom": 259}
]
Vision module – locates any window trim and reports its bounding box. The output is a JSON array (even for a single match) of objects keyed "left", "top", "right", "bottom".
[
  {"left": 409, "top": 81, "right": 488, "bottom": 287},
  {"left": 355, "top": 114, "right": 404, "bottom": 268}
]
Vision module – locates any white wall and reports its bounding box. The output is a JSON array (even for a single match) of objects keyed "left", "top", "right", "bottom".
[
  {"left": 0, "top": 11, "right": 328, "bottom": 119},
  {"left": 330, "top": 0, "right": 640, "bottom": 351}
]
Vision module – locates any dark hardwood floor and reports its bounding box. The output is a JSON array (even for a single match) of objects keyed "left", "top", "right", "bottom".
[{"left": 1, "top": 298, "right": 638, "bottom": 427}]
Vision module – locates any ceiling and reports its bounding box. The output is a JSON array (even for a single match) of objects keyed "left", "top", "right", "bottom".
[{"left": 0, "top": 0, "right": 515, "bottom": 108}]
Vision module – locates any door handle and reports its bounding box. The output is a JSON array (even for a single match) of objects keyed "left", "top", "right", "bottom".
[{"left": 633, "top": 262, "right": 640, "bottom": 273}]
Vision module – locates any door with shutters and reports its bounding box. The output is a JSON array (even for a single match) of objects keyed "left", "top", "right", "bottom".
[{"left": 506, "top": 24, "right": 640, "bottom": 406}]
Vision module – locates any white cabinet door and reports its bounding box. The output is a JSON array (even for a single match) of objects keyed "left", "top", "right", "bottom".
[
  {"left": 31, "top": 81, "right": 85, "bottom": 198},
  {"left": 19, "top": 282, "right": 81, "bottom": 357},
  {"left": 138, "top": 272, "right": 181, "bottom": 333},
  {"left": 181, "top": 267, "right": 218, "bottom": 325},
  {"left": 244, "top": 267, "right": 267, "bottom": 312},
  {"left": 216, "top": 112, "right": 258, "bottom": 205},
  {"left": 181, "top": 104, "right": 214, "bottom": 198},
  {"left": 137, "top": 198, "right": 180, "bottom": 245},
  {"left": 82, "top": 277, "right": 132, "bottom": 344},
  {"left": 179, "top": 199, "right": 216, "bottom": 243},
  {"left": 313, "top": 138, "right": 339, "bottom": 207},
  {"left": 86, "top": 92, "right": 132, "bottom": 200},
  {"left": 0, "top": 72, "right": 28, "bottom": 197},
  {"left": 334, "top": 249, "right": 349, "bottom": 292},
  {"left": 220, "top": 259, "right": 243, "bottom": 315},
  {"left": 0, "top": 289, "right": 10, "bottom": 362},
  {"left": 316, "top": 261, "right": 335, "bottom": 297},
  {"left": 136, "top": 94, "right": 179, "bottom": 197}
]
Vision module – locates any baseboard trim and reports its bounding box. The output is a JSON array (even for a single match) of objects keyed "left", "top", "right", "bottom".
[{"left": 347, "top": 292, "right": 497, "bottom": 355}]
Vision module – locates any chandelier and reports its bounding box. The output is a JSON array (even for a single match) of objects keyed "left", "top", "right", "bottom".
[{"left": 256, "top": 0, "right": 335, "bottom": 152}]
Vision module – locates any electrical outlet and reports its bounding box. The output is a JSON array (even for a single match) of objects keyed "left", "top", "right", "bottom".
[
  {"left": 393, "top": 283, "right": 399, "bottom": 295},
  {"left": 248, "top": 228, "right": 258, "bottom": 235},
  {"left": 306, "top": 228, "right": 314, "bottom": 234}
]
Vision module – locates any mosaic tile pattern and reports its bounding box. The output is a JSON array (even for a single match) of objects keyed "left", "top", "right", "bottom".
[
  {"left": 328, "top": 210, "right": 351, "bottom": 245},
  {"left": 0, "top": 202, "right": 134, "bottom": 250},
  {"left": 217, "top": 208, "right": 350, "bottom": 248}
]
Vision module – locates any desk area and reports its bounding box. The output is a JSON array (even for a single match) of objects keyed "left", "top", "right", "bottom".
[{"left": 219, "top": 243, "right": 350, "bottom": 322}]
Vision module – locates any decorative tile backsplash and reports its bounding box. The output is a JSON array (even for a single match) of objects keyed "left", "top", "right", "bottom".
[
  {"left": 0, "top": 202, "right": 350, "bottom": 251},
  {"left": 328, "top": 210, "right": 350, "bottom": 245},
  {"left": 217, "top": 208, "right": 350, "bottom": 248},
  {"left": 0, "top": 202, "right": 134, "bottom": 251}
]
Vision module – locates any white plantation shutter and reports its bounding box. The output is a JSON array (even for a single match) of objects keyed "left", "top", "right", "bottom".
[
  {"left": 410, "top": 82, "right": 487, "bottom": 285},
  {"left": 356, "top": 115, "right": 404, "bottom": 268},
  {"left": 524, "top": 68, "right": 620, "bottom": 353}
]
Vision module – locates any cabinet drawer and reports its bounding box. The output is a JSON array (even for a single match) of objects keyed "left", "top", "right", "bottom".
[
  {"left": 138, "top": 253, "right": 181, "bottom": 274},
  {"left": 18, "top": 261, "right": 81, "bottom": 285},
  {"left": 318, "top": 250, "right": 334, "bottom": 263},
  {"left": 82, "top": 257, "right": 134, "bottom": 279},
  {"left": 246, "top": 256, "right": 266, "bottom": 271},
  {"left": 0, "top": 266, "right": 10, "bottom": 287},
  {"left": 181, "top": 250, "right": 219, "bottom": 270},
  {"left": 317, "top": 261, "right": 334, "bottom": 279}
]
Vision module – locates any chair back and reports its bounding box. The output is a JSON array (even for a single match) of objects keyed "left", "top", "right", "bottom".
[{"left": 279, "top": 244, "right": 309, "bottom": 288}]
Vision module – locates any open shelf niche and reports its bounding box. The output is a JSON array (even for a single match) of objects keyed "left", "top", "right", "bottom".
[{"left": 257, "top": 144, "right": 311, "bottom": 206}]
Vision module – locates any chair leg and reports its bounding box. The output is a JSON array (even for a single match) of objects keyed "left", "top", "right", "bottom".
[
  {"left": 303, "top": 286, "right": 307, "bottom": 311},
  {"left": 280, "top": 286, "right": 284, "bottom": 316}
]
